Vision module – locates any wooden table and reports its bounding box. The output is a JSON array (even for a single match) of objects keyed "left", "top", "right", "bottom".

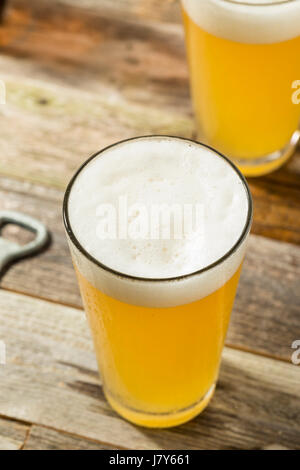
[{"left": 0, "top": 0, "right": 299, "bottom": 450}]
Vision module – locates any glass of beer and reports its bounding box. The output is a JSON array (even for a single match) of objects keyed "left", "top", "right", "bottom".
[
  {"left": 182, "top": 0, "right": 300, "bottom": 176},
  {"left": 63, "top": 136, "right": 252, "bottom": 428}
]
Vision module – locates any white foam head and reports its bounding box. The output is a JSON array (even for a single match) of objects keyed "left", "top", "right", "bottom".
[
  {"left": 66, "top": 137, "right": 251, "bottom": 307},
  {"left": 182, "top": 0, "right": 300, "bottom": 44}
]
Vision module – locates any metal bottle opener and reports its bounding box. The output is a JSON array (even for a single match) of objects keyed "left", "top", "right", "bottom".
[{"left": 0, "top": 211, "right": 49, "bottom": 278}]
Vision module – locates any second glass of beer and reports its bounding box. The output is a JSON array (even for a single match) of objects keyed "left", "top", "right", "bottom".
[
  {"left": 182, "top": 0, "right": 300, "bottom": 176},
  {"left": 63, "top": 136, "right": 252, "bottom": 428}
]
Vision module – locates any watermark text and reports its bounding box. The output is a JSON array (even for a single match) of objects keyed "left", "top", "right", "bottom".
[
  {"left": 292, "top": 80, "right": 300, "bottom": 104},
  {"left": 291, "top": 340, "right": 300, "bottom": 365},
  {"left": 96, "top": 196, "right": 205, "bottom": 242}
]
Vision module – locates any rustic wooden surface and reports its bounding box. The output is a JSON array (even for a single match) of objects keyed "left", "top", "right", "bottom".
[
  {"left": 24, "top": 427, "right": 118, "bottom": 451},
  {"left": 1, "top": 290, "right": 299, "bottom": 450},
  {"left": 0, "top": 417, "right": 29, "bottom": 450},
  {"left": 0, "top": 0, "right": 299, "bottom": 450}
]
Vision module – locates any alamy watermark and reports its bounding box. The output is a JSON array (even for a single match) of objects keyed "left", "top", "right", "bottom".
[
  {"left": 0, "top": 80, "right": 6, "bottom": 105},
  {"left": 0, "top": 340, "right": 6, "bottom": 365},
  {"left": 96, "top": 196, "right": 205, "bottom": 242},
  {"left": 291, "top": 80, "right": 300, "bottom": 104},
  {"left": 291, "top": 340, "right": 300, "bottom": 366}
]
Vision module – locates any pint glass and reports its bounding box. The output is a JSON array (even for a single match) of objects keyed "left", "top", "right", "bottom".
[
  {"left": 63, "top": 136, "right": 252, "bottom": 428},
  {"left": 182, "top": 0, "right": 300, "bottom": 176}
]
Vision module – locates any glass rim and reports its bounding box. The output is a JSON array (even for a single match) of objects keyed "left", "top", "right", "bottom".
[
  {"left": 221, "top": 0, "right": 297, "bottom": 6},
  {"left": 63, "top": 135, "right": 253, "bottom": 284}
]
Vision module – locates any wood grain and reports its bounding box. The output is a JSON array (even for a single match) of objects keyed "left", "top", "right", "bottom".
[
  {"left": 0, "top": 0, "right": 299, "bottom": 245},
  {"left": 0, "top": 73, "right": 192, "bottom": 188},
  {"left": 0, "top": 417, "right": 29, "bottom": 450},
  {"left": 0, "top": 176, "right": 80, "bottom": 307},
  {"left": 24, "top": 426, "right": 117, "bottom": 450},
  {"left": 249, "top": 164, "right": 300, "bottom": 245},
  {"left": 0, "top": 0, "right": 298, "bottom": 451},
  {"left": 9, "top": 0, "right": 182, "bottom": 25},
  {"left": 0, "top": 175, "right": 299, "bottom": 362},
  {"left": 0, "top": 289, "right": 299, "bottom": 450},
  {"left": 2, "top": 1, "right": 188, "bottom": 114}
]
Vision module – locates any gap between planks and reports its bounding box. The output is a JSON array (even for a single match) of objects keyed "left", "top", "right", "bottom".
[
  {"left": 1, "top": 288, "right": 299, "bottom": 449},
  {"left": 0, "top": 285, "right": 295, "bottom": 367},
  {"left": 0, "top": 413, "right": 127, "bottom": 450},
  {"left": 0, "top": 170, "right": 299, "bottom": 362},
  {"left": 0, "top": 0, "right": 299, "bottom": 369},
  {"left": 19, "top": 425, "right": 32, "bottom": 450}
]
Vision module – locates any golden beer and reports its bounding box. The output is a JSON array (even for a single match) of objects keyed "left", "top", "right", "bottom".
[
  {"left": 182, "top": 0, "right": 300, "bottom": 176},
  {"left": 76, "top": 265, "right": 242, "bottom": 427},
  {"left": 64, "top": 136, "right": 252, "bottom": 428}
]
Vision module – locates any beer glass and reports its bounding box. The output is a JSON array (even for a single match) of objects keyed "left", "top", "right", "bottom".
[
  {"left": 63, "top": 136, "right": 252, "bottom": 428},
  {"left": 182, "top": 0, "right": 300, "bottom": 176}
]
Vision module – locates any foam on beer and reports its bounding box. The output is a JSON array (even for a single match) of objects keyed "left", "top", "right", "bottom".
[
  {"left": 182, "top": 0, "right": 300, "bottom": 44},
  {"left": 67, "top": 137, "right": 250, "bottom": 308}
]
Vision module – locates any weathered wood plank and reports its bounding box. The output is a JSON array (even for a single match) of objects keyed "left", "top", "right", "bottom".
[
  {"left": 9, "top": 0, "right": 182, "bottom": 26},
  {"left": 231, "top": 235, "right": 300, "bottom": 362},
  {"left": 0, "top": 1, "right": 299, "bottom": 361},
  {"left": 0, "top": 0, "right": 297, "bottom": 451},
  {"left": 24, "top": 426, "right": 117, "bottom": 450},
  {"left": 0, "top": 417, "right": 29, "bottom": 450},
  {"left": 1, "top": 1, "right": 188, "bottom": 114},
  {"left": 0, "top": 289, "right": 299, "bottom": 450},
  {"left": 0, "top": 176, "right": 80, "bottom": 307},
  {"left": 0, "top": 74, "right": 192, "bottom": 189},
  {"left": 1, "top": 3, "right": 300, "bottom": 245},
  {"left": 249, "top": 165, "right": 300, "bottom": 245},
  {"left": 0, "top": 175, "right": 299, "bottom": 362}
]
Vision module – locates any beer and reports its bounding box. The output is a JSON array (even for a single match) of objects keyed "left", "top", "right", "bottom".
[
  {"left": 182, "top": 0, "right": 300, "bottom": 176},
  {"left": 64, "top": 136, "right": 252, "bottom": 428}
]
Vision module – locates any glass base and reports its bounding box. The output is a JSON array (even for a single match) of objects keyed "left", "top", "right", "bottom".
[
  {"left": 105, "top": 384, "right": 216, "bottom": 428},
  {"left": 232, "top": 130, "right": 300, "bottom": 177}
]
